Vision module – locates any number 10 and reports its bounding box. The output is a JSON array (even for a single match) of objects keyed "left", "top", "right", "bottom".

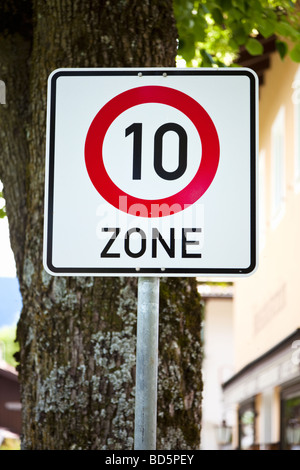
[{"left": 125, "top": 122, "right": 188, "bottom": 181}]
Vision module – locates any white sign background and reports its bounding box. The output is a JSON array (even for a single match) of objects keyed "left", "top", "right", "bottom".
[{"left": 43, "top": 68, "right": 258, "bottom": 276}]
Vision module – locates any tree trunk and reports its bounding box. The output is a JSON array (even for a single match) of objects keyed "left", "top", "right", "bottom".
[{"left": 0, "top": 0, "right": 203, "bottom": 450}]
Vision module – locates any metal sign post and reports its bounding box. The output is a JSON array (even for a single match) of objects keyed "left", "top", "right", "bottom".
[{"left": 134, "top": 277, "right": 160, "bottom": 450}]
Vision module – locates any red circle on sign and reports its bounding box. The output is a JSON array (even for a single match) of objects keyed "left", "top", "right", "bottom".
[{"left": 85, "top": 86, "right": 219, "bottom": 217}]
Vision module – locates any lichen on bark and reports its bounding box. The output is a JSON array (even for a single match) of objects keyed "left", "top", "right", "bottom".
[{"left": 157, "top": 278, "right": 203, "bottom": 449}]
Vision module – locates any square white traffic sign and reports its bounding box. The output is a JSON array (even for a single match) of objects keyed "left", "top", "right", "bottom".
[{"left": 43, "top": 68, "right": 258, "bottom": 276}]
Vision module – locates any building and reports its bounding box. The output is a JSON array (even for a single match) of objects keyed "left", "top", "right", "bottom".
[
  {"left": 199, "top": 284, "right": 234, "bottom": 450},
  {"left": 0, "top": 357, "right": 21, "bottom": 445},
  {"left": 221, "top": 44, "right": 300, "bottom": 450}
]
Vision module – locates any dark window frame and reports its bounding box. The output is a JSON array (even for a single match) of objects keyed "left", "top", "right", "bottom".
[
  {"left": 280, "top": 380, "right": 300, "bottom": 450},
  {"left": 238, "top": 398, "right": 257, "bottom": 450}
]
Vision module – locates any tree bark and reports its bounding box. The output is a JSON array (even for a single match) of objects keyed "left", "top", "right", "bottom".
[{"left": 0, "top": 0, "right": 203, "bottom": 450}]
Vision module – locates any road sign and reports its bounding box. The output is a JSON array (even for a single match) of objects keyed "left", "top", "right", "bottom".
[{"left": 43, "top": 68, "right": 258, "bottom": 277}]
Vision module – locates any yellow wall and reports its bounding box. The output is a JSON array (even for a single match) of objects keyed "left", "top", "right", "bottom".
[
  {"left": 273, "top": 386, "right": 281, "bottom": 443},
  {"left": 234, "top": 53, "right": 300, "bottom": 370}
]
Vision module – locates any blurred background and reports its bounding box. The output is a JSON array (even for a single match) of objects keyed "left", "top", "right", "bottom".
[
  {"left": 0, "top": 181, "right": 22, "bottom": 449},
  {"left": 199, "top": 42, "right": 300, "bottom": 450}
]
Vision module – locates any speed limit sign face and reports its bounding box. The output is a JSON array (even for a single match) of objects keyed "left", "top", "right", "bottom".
[{"left": 43, "top": 68, "right": 258, "bottom": 277}]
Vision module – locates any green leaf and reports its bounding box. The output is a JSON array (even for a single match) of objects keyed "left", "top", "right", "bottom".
[
  {"left": 232, "top": 0, "right": 246, "bottom": 12},
  {"left": 233, "top": 25, "right": 247, "bottom": 45},
  {"left": 193, "top": 14, "right": 208, "bottom": 42},
  {"left": 211, "top": 7, "right": 224, "bottom": 25},
  {"left": 275, "top": 21, "right": 300, "bottom": 41},
  {"left": 257, "top": 18, "right": 276, "bottom": 38},
  {"left": 250, "top": 0, "right": 264, "bottom": 13},
  {"left": 242, "top": 20, "right": 254, "bottom": 37},
  {"left": 0, "top": 191, "right": 6, "bottom": 218},
  {"left": 228, "top": 37, "right": 239, "bottom": 52},
  {"left": 198, "top": 3, "right": 209, "bottom": 15},
  {"left": 264, "top": 8, "right": 277, "bottom": 22},
  {"left": 177, "top": 34, "right": 196, "bottom": 62},
  {"left": 219, "top": 0, "right": 232, "bottom": 11},
  {"left": 290, "top": 42, "right": 300, "bottom": 62},
  {"left": 200, "top": 49, "right": 215, "bottom": 67},
  {"left": 276, "top": 40, "right": 288, "bottom": 60},
  {"left": 245, "top": 37, "right": 264, "bottom": 56},
  {"left": 228, "top": 7, "right": 243, "bottom": 21}
]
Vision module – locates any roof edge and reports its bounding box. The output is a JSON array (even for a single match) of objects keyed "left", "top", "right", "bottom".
[{"left": 222, "top": 328, "right": 300, "bottom": 389}]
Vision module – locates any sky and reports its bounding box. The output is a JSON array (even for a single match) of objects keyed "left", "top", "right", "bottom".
[
  {"left": 0, "top": 216, "right": 17, "bottom": 278},
  {"left": 0, "top": 180, "right": 16, "bottom": 277},
  {"left": 0, "top": 181, "right": 21, "bottom": 327}
]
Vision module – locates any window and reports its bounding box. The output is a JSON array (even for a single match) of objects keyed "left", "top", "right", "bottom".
[
  {"left": 292, "top": 68, "right": 300, "bottom": 191},
  {"left": 238, "top": 400, "right": 257, "bottom": 450},
  {"left": 259, "top": 150, "right": 266, "bottom": 251},
  {"left": 281, "top": 383, "right": 300, "bottom": 450},
  {"left": 271, "top": 107, "right": 285, "bottom": 227}
]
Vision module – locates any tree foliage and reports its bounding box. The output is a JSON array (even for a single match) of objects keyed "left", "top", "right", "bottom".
[
  {"left": 0, "top": 190, "right": 6, "bottom": 218},
  {"left": 0, "top": 325, "right": 19, "bottom": 367},
  {"left": 174, "top": 0, "right": 300, "bottom": 66}
]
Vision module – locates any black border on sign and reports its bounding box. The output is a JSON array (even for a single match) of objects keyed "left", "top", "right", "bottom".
[{"left": 44, "top": 68, "right": 257, "bottom": 277}]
